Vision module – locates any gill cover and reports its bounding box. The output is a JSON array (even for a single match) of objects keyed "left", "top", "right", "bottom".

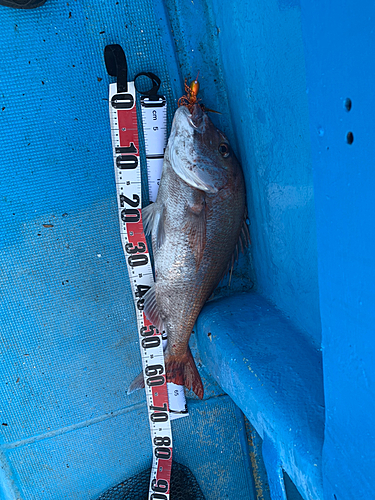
[{"left": 167, "top": 106, "right": 228, "bottom": 194}]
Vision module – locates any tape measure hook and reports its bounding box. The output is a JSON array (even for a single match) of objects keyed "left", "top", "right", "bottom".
[{"left": 104, "top": 44, "right": 128, "bottom": 93}]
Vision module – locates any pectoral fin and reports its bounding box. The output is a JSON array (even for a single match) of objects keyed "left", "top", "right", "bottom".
[{"left": 183, "top": 195, "right": 207, "bottom": 269}]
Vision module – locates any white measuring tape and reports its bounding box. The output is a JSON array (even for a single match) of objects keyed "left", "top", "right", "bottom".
[
  {"left": 140, "top": 95, "right": 167, "bottom": 203},
  {"left": 108, "top": 82, "right": 173, "bottom": 499}
]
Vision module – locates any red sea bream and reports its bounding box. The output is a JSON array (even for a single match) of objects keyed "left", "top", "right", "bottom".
[{"left": 132, "top": 103, "right": 248, "bottom": 399}]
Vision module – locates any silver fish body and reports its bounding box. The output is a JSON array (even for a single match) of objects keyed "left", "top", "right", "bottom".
[{"left": 141, "top": 104, "right": 247, "bottom": 399}]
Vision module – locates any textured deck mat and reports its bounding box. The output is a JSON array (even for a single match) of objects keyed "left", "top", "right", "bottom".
[{"left": 0, "top": 1, "right": 254, "bottom": 499}]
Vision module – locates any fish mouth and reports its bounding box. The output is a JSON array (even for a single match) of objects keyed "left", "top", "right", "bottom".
[{"left": 187, "top": 104, "right": 204, "bottom": 130}]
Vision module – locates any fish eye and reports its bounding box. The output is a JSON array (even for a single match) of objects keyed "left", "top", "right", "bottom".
[{"left": 218, "top": 143, "right": 230, "bottom": 158}]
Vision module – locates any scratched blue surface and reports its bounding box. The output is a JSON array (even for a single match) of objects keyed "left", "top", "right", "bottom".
[{"left": 0, "top": 1, "right": 255, "bottom": 499}]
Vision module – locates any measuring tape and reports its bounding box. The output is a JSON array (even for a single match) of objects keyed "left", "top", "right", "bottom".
[
  {"left": 139, "top": 95, "right": 167, "bottom": 203},
  {"left": 108, "top": 80, "right": 172, "bottom": 499}
]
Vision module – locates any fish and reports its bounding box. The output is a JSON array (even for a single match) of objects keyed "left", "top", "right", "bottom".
[{"left": 129, "top": 103, "right": 249, "bottom": 399}]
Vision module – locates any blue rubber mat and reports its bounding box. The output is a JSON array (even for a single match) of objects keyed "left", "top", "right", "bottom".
[{"left": 0, "top": 1, "right": 254, "bottom": 499}]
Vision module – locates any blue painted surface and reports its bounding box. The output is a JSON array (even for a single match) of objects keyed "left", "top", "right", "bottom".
[
  {"left": 166, "top": 4, "right": 324, "bottom": 496},
  {"left": 163, "top": 0, "right": 256, "bottom": 295},
  {"left": 300, "top": 2, "right": 375, "bottom": 498},
  {"left": 262, "top": 435, "right": 287, "bottom": 500},
  {"left": 197, "top": 293, "right": 324, "bottom": 500},
  {"left": 164, "top": 0, "right": 321, "bottom": 324},
  {"left": 0, "top": 1, "right": 256, "bottom": 499},
  {"left": 205, "top": 0, "right": 322, "bottom": 345}
]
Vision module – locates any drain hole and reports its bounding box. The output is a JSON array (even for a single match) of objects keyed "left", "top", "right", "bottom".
[
  {"left": 346, "top": 131, "right": 354, "bottom": 144},
  {"left": 344, "top": 98, "right": 352, "bottom": 112}
]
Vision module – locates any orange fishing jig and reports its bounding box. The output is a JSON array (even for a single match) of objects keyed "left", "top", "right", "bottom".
[{"left": 178, "top": 72, "right": 202, "bottom": 112}]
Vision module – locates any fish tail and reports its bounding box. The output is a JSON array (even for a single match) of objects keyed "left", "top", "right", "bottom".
[
  {"left": 127, "top": 348, "right": 204, "bottom": 400},
  {"left": 165, "top": 347, "right": 204, "bottom": 400}
]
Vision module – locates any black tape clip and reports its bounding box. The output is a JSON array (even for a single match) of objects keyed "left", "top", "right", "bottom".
[
  {"left": 134, "top": 72, "right": 166, "bottom": 108},
  {"left": 134, "top": 72, "right": 161, "bottom": 97}
]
